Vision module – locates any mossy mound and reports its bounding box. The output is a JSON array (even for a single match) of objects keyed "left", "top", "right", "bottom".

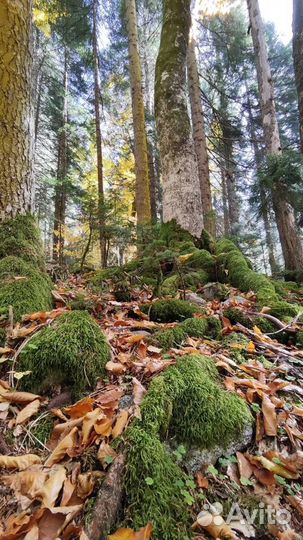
[
  {"left": 125, "top": 354, "right": 252, "bottom": 537},
  {"left": 223, "top": 307, "right": 253, "bottom": 329},
  {"left": 0, "top": 256, "right": 52, "bottom": 321},
  {"left": 161, "top": 271, "right": 208, "bottom": 296},
  {"left": 216, "top": 240, "right": 300, "bottom": 320},
  {"left": 152, "top": 317, "right": 222, "bottom": 350},
  {"left": 0, "top": 214, "right": 45, "bottom": 270},
  {"left": 125, "top": 427, "right": 191, "bottom": 540},
  {"left": 90, "top": 267, "right": 125, "bottom": 287},
  {"left": 143, "top": 299, "right": 199, "bottom": 323},
  {"left": 182, "top": 249, "right": 216, "bottom": 278},
  {"left": 19, "top": 311, "right": 111, "bottom": 396}
]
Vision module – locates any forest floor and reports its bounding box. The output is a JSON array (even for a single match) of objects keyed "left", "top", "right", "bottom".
[{"left": 0, "top": 274, "right": 303, "bottom": 540}]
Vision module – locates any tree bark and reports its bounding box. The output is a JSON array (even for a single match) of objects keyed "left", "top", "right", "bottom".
[
  {"left": 155, "top": 0, "right": 203, "bottom": 237},
  {"left": 93, "top": 0, "right": 107, "bottom": 267},
  {"left": 187, "top": 37, "right": 215, "bottom": 236},
  {"left": 125, "top": 0, "right": 151, "bottom": 226},
  {"left": 221, "top": 119, "right": 239, "bottom": 235},
  {"left": 0, "top": 0, "right": 34, "bottom": 221},
  {"left": 221, "top": 166, "right": 231, "bottom": 236},
  {"left": 247, "top": 0, "right": 303, "bottom": 273},
  {"left": 53, "top": 49, "right": 69, "bottom": 264},
  {"left": 292, "top": 0, "right": 303, "bottom": 152}
]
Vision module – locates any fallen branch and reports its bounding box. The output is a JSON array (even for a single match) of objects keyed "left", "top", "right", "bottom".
[{"left": 85, "top": 453, "right": 126, "bottom": 540}]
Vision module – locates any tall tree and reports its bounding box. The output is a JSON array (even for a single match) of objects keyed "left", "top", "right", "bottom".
[
  {"left": 247, "top": 0, "right": 303, "bottom": 274},
  {"left": 0, "top": 0, "right": 34, "bottom": 220},
  {"left": 92, "top": 0, "right": 107, "bottom": 266},
  {"left": 292, "top": 0, "right": 303, "bottom": 151},
  {"left": 52, "top": 49, "right": 69, "bottom": 263},
  {"left": 187, "top": 37, "right": 215, "bottom": 236},
  {"left": 125, "top": 0, "right": 151, "bottom": 226},
  {"left": 155, "top": 0, "right": 203, "bottom": 237}
]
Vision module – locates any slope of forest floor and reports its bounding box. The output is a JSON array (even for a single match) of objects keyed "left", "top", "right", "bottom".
[{"left": 0, "top": 273, "right": 303, "bottom": 540}]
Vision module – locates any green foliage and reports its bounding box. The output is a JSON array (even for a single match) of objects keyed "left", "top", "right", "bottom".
[
  {"left": 223, "top": 308, "right": 253, "bottom": 328},
  {"left": 151, "top": 316, "right": 222, "bottom": 351},
  {"left": 161, "top": 271, "right": 208, "bottom": 296},
  {"left": 183, "top": 249, "right": 215, "bottom": 278},
  {"left": 90, "top": 267, "right": 124, "bottom": 286},
  {"left": 145, "top": 299, "right": 199, "bottom": 323},
  {"left": 152, "top": 326, "right": 187, "bottom": 350},
  {"left": 32, "top": 415, "right": 54, "bottom": 445},
  {"left": 0, "top": 256, "right": 52, "bottom": 321},
  {"left": 20, "top": 311, "right": 110, "bottom": 396},
  {"left": 254, "top": 317, "right": 276, "bottom": 334},
  {"left": 0, "top": 214, "right": 45, "bottom": 270},
  {"left": 125, "top": 427, "right": 192, "bottom": 540},
  {"left": 160, "top": 275, "right": 179, "bottom": 296}
]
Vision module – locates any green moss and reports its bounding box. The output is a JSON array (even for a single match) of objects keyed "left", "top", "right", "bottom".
[
  {"left": 171, "top": 241, "right": 196, "bottom": 254},
  {"left": 125, "top": 427, "right": 192, "bottom": 540},
  {"left": 254, "top": 317, "right": 276, "bottom": 334},
  {"left": 0, "top": 327, "right": 6, "bottom": 346},
  {"left": 183, "top": 271, "right": 208, "bottom": 289},
  {"left": 157, "top": 220, "right": 194, "bottom": 246},
  {"left": 32, "top": 415, "right": 54, "bottom": 445},
  {"left": 90, "top": 267, "right": 124, "bottom": 286},
  {"left": 146, "top": 299, "right": 199, "bottom": 323},
  {"left": 297, "top": 330, "right": 303, "bottom": 349},
  {"left": 19, "top": 311, "right": 111, "bottom": 396},
  {"left": 152, "top": 317, "right": 221, "bottom": 351},
  {"left": 181, "top": 317, "right": 208, "bottom": 338},
  {"left": 205, "top": 315, "right": 222, "bottom": 338},
  {"left": 161, "top": 275, "right": 179, "bottom": 296},
  {"left": 169, "top": 355, "right": 252, "bottom": 448},
  {"left": 161, "top": 271, "right": 208, "bottom": 296},
  {"left": 223, "top": 332, "right": 250, "bottom": 346},
  {"left": 0, "top": 214, "right": 45, "bottom": 270},
  {"left": 69, "top": 293, "right": 95, "bottom": 312},
  {"left": 0, "top": 256, "right": 52, "bottom": 321},
  {"left": 152, "top": 326, "right": 187, "bottom": 350},
  {"left": 223, "top": 308, "right": 253, "bottom": 328},
  {"left": 183, "top": 249, "right": 215, "bottom": 277}
]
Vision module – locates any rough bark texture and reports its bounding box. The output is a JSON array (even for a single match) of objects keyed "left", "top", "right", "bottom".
[
  {"left": 221, "top": 166, "right": 231, "bottom": 236},
  {"left": 221, "top": 120, "right": 239, "bottom": 235},
  {"left": 93, "top": 0, "right": 107, "bottom": 267},
  {"left": 293, "top": 0, "right": 303, "bottom": 152},
  {"left": 125, "top": 0, "right": 151, "bottom": 225},
  {"left": 147, "top": 139, "right": 158, "bottom": 223},
  {"left": 247, "top": 0, "right": 303, "bottom": 273},
  {"left": 187, "top": 38, "right": 215, "bottom": 236},
  {"left": 53, "top": 50, "right": 69, "bottom": 264},
  {"left": 155, "top": 0, "right": 203, "bottom": 237},
  {"left": 85, "top": 453, "right": 126, "bottom": 540},
  {"left": 0, "top": 0, "right": 34, "bottom": 221}
]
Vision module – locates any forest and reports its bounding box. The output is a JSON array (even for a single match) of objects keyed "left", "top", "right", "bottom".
[{"left": 1, "top": 0, "right": 303, "bottom": 538}]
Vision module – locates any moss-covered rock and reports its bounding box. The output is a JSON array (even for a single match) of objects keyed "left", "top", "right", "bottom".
[
  {"left": 144, "top": 299, "right": 199, "bottom": 323},
  {"left": 182, "top": 249, "right": 215, "bottom": 277},
  {"left": 0, "top": 214, "right": 45, "bottom": 270},
  {"left": 0, "top": 256, "right": 52, "bottom": 321},
  {"left": 151, "top": 316, "right": 222, "bottom": 351},
  {"left": 223, "top": 307, "right": 253, "bottom": 328},
  {"left": 160, "top": 275, "right": 179, "bottom": 296},
  {"left": 90, "top": 267, "right": 124, "bottom": 287},
  {"left": 19, "top": 310, "right": 111, "bottom": 396},
  {"left": 161, "top": 271, "right": 208, "bottom": 296}
]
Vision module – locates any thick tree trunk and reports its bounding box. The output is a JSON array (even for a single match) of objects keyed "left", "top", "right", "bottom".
[
  {"left": 93, "top": 0, "right": 107, "bottom": 267},
  {"left": 247, "top": 0, "right": 303, "bottom": 273},
  {"left": 221, "top": 166, "right": 231, "bottom": 236},
  {"left": 147, "top": 140, "right": 157, "bottom": 223},
  {"left": 155, "top": 0, "right": 203, "bottom": 237},
  {"left": 187, "top": 37, "right": 215, "bottom": 236},
  {"left": 53, "top": 50, "right": 69, "bottom": 264},
  {"left": 293, "top": 0, "right": 303, "bottom": 152},
  {"left": 0, "top": 0, "right": 34, "bottom": 221},
  {"left": 221, "top": 121, "right": 239, "bottom": 235},
  {"left": 125, "top": 0, "right": 151, "bottom": 226},
  {"left": 246, "top": 88, "right": 278, "bottom": 275}
]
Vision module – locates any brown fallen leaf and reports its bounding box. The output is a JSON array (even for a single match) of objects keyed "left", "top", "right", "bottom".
[
  {"left": 0, "top": 454, "right": 41, "bottom": 471},
  {"left": 0, "top": 347, "right": 13, "bottom": 355},
  {"left": 82, "top": 408, "right": 103, "bottom": 445},
  {"left": 37, "top": 466, "right": 67, "bottom": 507},
  {"left": 1, "top": 466, "right": 47, "bottom": 500},
  {"left": 132, "top": 377, "right": 146, "bottom": 405},
  {"left": 77, "top": 471, "right": 103, "bottom": 499},
  {"left": 262, "top": 395, "right": 277, "bottom": 436},
  {"left": 250, "top": 456, "right": 299, "bottom": 480},
  {"left": 1, "top": 390, "right": 41, "bottom": 404},
  {"left": 236, "top": 452, "right": 253, "bottom": 479},
  {"left": 195, "top": 511, "right": 235, "bottom": 539},
  {"left": 196, "top": 472, "right": 209, "bottom": 489},
  {"left": 286, "top": 495, "right": 303, "bottom": 516},
  {"left": 64, "top": 397, "right": 94, "bottom": 419},
  {"left": 44, "top": 426, "right": 78, "bottom": 467},
  {"left": 15, "top": 399, "right": 41, "bottom": 425},
  {"left": 106, "top": 361, "right": 127, "bottom": 375},
  {"left": 112, "top": 409, "right": 129, "bottom": 438},
  {"left": 97, "top": 441, "right": 117, "bottom": 469},
  {"left": 108, "top": 523, "right": 153, "bottom": 540}
]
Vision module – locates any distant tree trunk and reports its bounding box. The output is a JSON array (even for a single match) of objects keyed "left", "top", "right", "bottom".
[
  {"left": 221, "top": 120, "right": 239, "bottom": 235},
  {"left": 247, "top": 0, "right": 303, "bottom": 274},
  {"left": 53, "top": 50, "right": 69, "bottom": 264},
  {"left": 93, "top": 0, "right": 107, "bottom": 267},
  {"left": 0, "top": 0, "right": 34, "bottom": 221},
  {"left": 292, "top": 0, "right": 303, "bottom": 152},
  {"left": 246, "top": 88, "right": 278, "bottom": 275},
  {"left": 155, "top": 0, "right": 203, "bottom": 237},
  {"left": 125, "top": 0, "right": 151, "bottom": 226},
  {"left": 221, "top": 166, "right": 231, "bottom": 236},
  {"left": 187, "top": 37, "right": 215, "bottom": 236}
]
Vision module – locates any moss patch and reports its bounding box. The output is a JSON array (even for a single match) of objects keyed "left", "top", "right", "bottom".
[
  {"left": 0, "top": 256, "right": 52, "bottom": 321},
  {"left": 144, "top": 299, "right": 199, "bottom": 323},
  {"left": 223, "top": 308, "right": 253, "bottom": 328},
  {"left": 0, "top": 214, "right": 45, "bottom": 270},
  {"left": 183, "top": 249, "right": 215, "bottom": 278},
  {"left": 19, "top": 311, "right": 111, "bottom": 396},
  {"left": 152, "top": 317, "right": 222, "bottom": 351},
  {"left": 161, "top": 271, "right": 208, "bottom": 296}
]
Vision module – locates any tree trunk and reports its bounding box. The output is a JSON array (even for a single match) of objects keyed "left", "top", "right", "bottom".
[
  {"left": 53, "top": 50, "right": 69, "bottom": 264},
  {"left": 221, "top": 120, "right": 239, "bottom": 235},
  {"left": 147, "top": 139, "right": 157, "bottom": 223},
  {"left": 221, "top": 166, "right": 231, "bottom": 236},
  {"left": 187, "top": 37, "right": 215, "bottom": 236},
  {"left": 247, "top": 0, "right": 303, "bottom": 273},
  {"left": 125, "top": 0, "right": 151, "bottom": 226},
  {"left": 293, "top": 0, "right": 303, "bottom": 152},
  {"left": 0, "top": 0, "right": 34, "bottom": 221},
  {"left": 155, "top": 0, "right": 203, "bottom": 237},
  {"left": 93, "top": 0, "right": 107, "bottom": 267},
  {"left": 246, "top": 87, "right": 278, "bottom": 275}
]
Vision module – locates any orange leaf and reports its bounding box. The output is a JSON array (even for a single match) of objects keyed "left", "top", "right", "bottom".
[
  {"left": 262, "top": 395, "right": 277, "bottom": 436},
  {"left": 108, "top": 523, "right": 153, "bottom": 540},
  {"left": 112, "top": 410, "right": 129, "bottom": 438},
  {"left": 64, "top": 398, "right": 94, "bottom": 419},
  {"left": 44, "top": 426, "right": 78, "bottom": 466},
  {"left": 196, "top": 472, "right": 209, "bottom": 489},
  {"left": 0, "top": 454, "right": 41, "bottom": 471},
  {"left": 15, "top": 399, "right": 41, "bottom": 425},
  {"left": 0, "top": 347, "right": 13, "bottom": 355},
  {"left": 81, "top": 408, "right": 104, "bottom": 445},
  {"left": 97, "top": 441, "right": 117, "bottom": 469},
  {"left": 106, "top": 361, "right": 126, "bottom": 375},
  {"left": 37, "top": 466, "right": 66, "bottom": 507}
]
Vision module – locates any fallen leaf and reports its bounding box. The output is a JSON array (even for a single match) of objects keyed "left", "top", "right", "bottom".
[
  {"left": 0, "top": 454, "right": 41, "bottom": 470},
  {"left": 196, "top": 510, "right": 235, "bottom": 539},
  {"left": 0, "top": 347, "right": 13, "bottom": 355},
  {"left": 97, "top": 441, "right": 117, "bottom": 469},
  {"left": 38, "top": 466, "right": 67, "bottom": 507},
  {"left": 64, "top": 398, "right": 94, "bottom": 419},
  {"left": 1, "top": 391, "right": 41, "bottom": 403},
  {"left": 15, "top": 399, "right": 41, "bottom": 425},
  {"left": 77, "top": 471, "right": 103, "bottom": 499},
  {"left": 132, "top": 377, "right": 146, "bottom": 405},
  {"left": 108, "top": 523, "right": 153, "bottom": 540},
  {"left": 44, "top": 426, "right": 78, "bottom": 466},
  {"left": 81, "top": 408, "right": 103, "bottom": 445},
  {"left": 112, "top": 409, "right": 129, "bottom": 438},
  {"left": 196, "top": 472, "right": 209, "bottom": 489},
  {"left": 250, "top": 456, "right": 299, "bottom": 479},
  {"left": 262, "top": 395, "right": 277, "bottom": 436},
  {"left": 236, "top": 452, "right": 253, "bottom": 479},
  {"left": 106, "top": 361, "right": 126, "bottom": 375}
]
